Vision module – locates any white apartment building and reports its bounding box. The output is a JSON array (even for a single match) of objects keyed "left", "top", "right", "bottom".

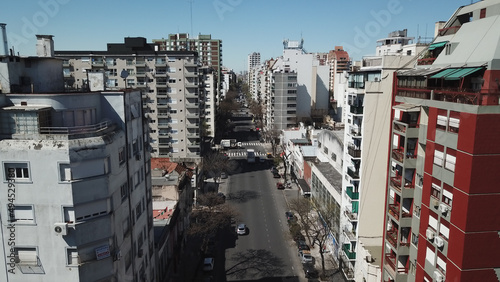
[
  {"left": 0, "top": 90, "right": 155, "bottom": 281},
  {"left": 339, "top": 30, "right": 424, "bottom": 282},
  {"left": 54, "top": 37, "right": 204, "bottom": 162},
  {"left": 248, "top": 52, "right": 261, "bottom": 73}
]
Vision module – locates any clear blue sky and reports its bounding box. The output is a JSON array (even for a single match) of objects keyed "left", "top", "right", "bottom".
[{"left": 1, "top": 0, "right": 473, "bottom": 73}]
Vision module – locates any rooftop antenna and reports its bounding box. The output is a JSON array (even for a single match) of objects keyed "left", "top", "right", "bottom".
[{"left": 187, "top": 0, "right": 194, "bottom": 37}]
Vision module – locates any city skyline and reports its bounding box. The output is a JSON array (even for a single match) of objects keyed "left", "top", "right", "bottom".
[{"left": 2, "top": 0, "right": 472, "bottom": 73}]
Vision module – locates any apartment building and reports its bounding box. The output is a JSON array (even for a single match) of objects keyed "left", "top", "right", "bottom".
[
  {"left": 55, "top": 37, "right": 205, "bottom": 162},
  {"left": 152, "top": 34, "right": 222, "bottom": 95},
  {"left": 382, "top": 1, "right": 500, "bottom": 281},
  {"left": 0, "top": 89, "right": 154, "bottom": 281},
  {"left": 340, "top": 30, "right": 422, "bottom": 282},
  {"left": 328, "top": 46, "right": 350, "bottom": 119},
  {"left": 265, "top": 71, "right": 298, "bottom": 131},
  {"left": 248, "top": 52, "right": 261, "bottom": 73}
]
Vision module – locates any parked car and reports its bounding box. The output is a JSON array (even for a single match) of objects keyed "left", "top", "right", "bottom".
[
  {"left": 298, "top": 250, "right": 313, "bottom": 263},
  {"left": 236, "top": 223, "right": 247, "bottom": 235},
  {"left": 285, "top": 211, "right": 294, "bottom": 220},
  {"left": 203, "top": 257, "right": 214, "bottom": 271},
  {"left": 276, "top": 182, "right": 285, "bottom": 189},
  {"left": 297, "top": 240, "right": 310, "bottom": 251}
]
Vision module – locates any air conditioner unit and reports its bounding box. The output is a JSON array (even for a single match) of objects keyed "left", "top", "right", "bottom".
[
  {"left": 54, "top": 223, "right": 68, "bottom": 236},
  {"left": 439, "top": 203, "right": 450, "bottom": 214},
  {"left": 434, "top": 270, "right": 444, "bottom": 282},
  {"left": 435, "top": 236, "right": 444, "bottom": 248},
  {"left": 426, "top": 228, "right": 435, "bottom": 240}
]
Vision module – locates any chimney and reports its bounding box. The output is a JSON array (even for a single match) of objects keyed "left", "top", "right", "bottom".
[
  {"left": 0, "top": 23, "right": 8, "bottom": 56},
  {"left": 434, "top": 21, "right": 446, "bottom": 38},
  {"left": 36, "top": 34, "right": 54, "bottom": 57}
]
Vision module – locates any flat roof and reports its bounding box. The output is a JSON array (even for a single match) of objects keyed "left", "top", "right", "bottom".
[{"left": 314, "top": 162, "right": 343, "bottom": 195}]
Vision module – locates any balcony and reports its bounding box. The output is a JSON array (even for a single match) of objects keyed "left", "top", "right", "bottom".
[
  {"left": 417, "top": 57, "right": 436, "bottom": 66},
  {"left": 345, "top": 209, "right": 358, "bottom": 222},
  {"left": 344, "top": 228, "right": 356, "bottom": 242},
  {"left": 396, "top": 87, "right": 481, "bottom": 106},
  {"left": 185, "top": 92, "right": 199, "bottom": 99},
  {"left": 346, "top": 186, "right": 359, "bottom": 200},
  {"left": 185, "top": 112, "right": 199, "bottom": 118},
  {"left": 39, "top": 120, "right": 113, "bottom": 139},
  {"left": 386, "top": 230, "right": 398, "bottom": 248},
  {"left": 186, "top": 103, "right": 199, "bottom": 109},
  {"left": 185, "top": 81, "right": 199, "bottom": 88},
  {"left": 390, "top": 176, "right": 402, "bottom": 192},
  {"left": 347, "top": 167, "right": 359, "bottom": 179},
  {"left": 393, "top": 121, "right": 419, "bottom": 138},
  {"left": 350, "top": 128, "right": 362, "bottom": 138},
  {"left": 392, "top": 149, "right": 404, "bottom": 163},
  {"left": 350, "top": 105, "right": 363, "bottom": 115},
  {"left": 388, "top": 204, "right": 412, "bottom": 224},
  {"left": 342, "top": 244, "right": 356, "bottom": 260},
  {"left": 438, "top": 25, "right": 461, "bottom": 36},
  {"left": 155, "top": 60, "right": 167, "bottom": 66},
  {"left": 184, "top": 71, "right": 198, "bottom": 77},
  {"left": 384, "top": 254, "right": 408, "bottom": 275},
  {"left": 186, "top": 123, "right": 199, "bottom": 129},
  {"left": 348, "top": 146, "right": 361, "bottom": 158}
]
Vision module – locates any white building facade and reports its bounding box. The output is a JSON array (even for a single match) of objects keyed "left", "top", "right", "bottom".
[{"left": 0, "top": 90, "right": 154, "bottom": 281}]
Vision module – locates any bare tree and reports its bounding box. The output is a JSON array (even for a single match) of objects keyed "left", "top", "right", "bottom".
[
  {"left": 289, "top": 198, "right": 337, "bottom": 278},
  {"left": 188, "top": 192, "right": 238, "bottom": 254},
  {"left": 200, "top": 152, "right": 238, "bottom": 183}
]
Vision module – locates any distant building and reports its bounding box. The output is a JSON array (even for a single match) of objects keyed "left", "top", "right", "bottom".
[
  {"left": 328, "top": 46, "right": 350, "bottom": 117},
  {"left": 0, "top": 90, "right": 155, "bottom": 281},
  {"left": 248, "top": 52, "right": 261, "bottom": 72},
  {"left": 55, "top": 37, "right": 205, "bottom": 162},
  {"left": 152, "top": 33, "right": 222, "bottom": 97}
]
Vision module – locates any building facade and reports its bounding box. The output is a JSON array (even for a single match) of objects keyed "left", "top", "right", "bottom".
[
  {"left": 55, "top": 37, "right": 204, "bottom": 162},
  {"left": 0, "top": 90, "right": 155, "bottom": 281},
  {"left": 248, "top": 52, "right": 261, "bottom": 73},
  {"left": 382, "top": 1, "right": 500, "bottom": 281}
]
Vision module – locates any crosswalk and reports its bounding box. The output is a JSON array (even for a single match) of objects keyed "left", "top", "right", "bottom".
[
  {"left": 225, "top": 151, "right": 267, "bottom": 157},
  {"left": 239, "top": 142, "right": 263, "bottom": 146}
]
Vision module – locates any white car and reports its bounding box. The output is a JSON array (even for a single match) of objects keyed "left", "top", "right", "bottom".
[
  {"left": 299, "top": 250, "right": 313, "bottom": 263},
  {"left": 203, "top": 257, "right": 214, "bottom": 271},
  {"left": 236, "top": 223, "right": 247, "bottom": 235}
]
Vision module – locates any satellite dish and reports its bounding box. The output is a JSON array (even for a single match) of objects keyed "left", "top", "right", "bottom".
[{"left": 120, "top": 69, "right": 129, "bottom": 79}]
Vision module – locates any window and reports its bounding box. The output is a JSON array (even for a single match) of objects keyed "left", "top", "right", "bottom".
[
  {"left": 59, "top": 163, "right": 72, "bottom": 181},
  {"left": 167, "top": 67, "right": 176, "bottom": 73},
  {"left": 136, "top": 202, "right": 142, "bottom": 220},
  {"left": 10, "top": 205, "right": 35, "bottom": 224},
  {"left": 63, "top": 207, "right": 75, "bottom": 223},
  {"left": 119, "top": 147, "right": 126, "bottom": 165},
  {"left": 4, "top": 162, "right": 30, "bottom": 181},
  {"left": 67, "top": 248, "right": 79, "bottom": 266},
  {"left": 480, "top": 8, "right": 486, "bottom": 19},
  {"left": 431, "top": 183, "right": 441, "bottom": 199},
  {"left": 448, "top": 117, "right": 459, "bottom": 133},
  {"left": 123, "top": 217, "right": 130, "bottom": 236},
  {"left": 411, "top": 232, "right": 418, "bottom": 247},
  {"left": 121, "top": 183, "right": 128, "bottom": 202},
  {"left": 437, "top": 115, "right": 447, "bottom": 131},
  {"left": 14, "top": 247, "right": 38, "bottom": 265},
  {"left": 323, "top": 147, "right": 328, "bottom": 154},
  {"left": 433, "top": 150, "right": 444, "bottom": 166},
  {"left": 331, "top": 153, "right": 337, "bottom": 162},
  {"left": 74, "top": 199, "right": 108, "bottom": 222},
  {"left": 444, "top": 154, "right": 456, "bottom": 172},
  {"left": 442, "top": 189, "right": 453, "bottom": 206}
]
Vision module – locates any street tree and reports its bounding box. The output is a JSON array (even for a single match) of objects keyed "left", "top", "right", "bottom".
[
  {"left": 200, "top": 152, "right": 237, "bottom": 183},
  {"left": 188, "top": 192, "right": 238, "bottom": 254}
]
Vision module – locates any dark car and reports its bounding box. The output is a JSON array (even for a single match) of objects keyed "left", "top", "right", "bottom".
[
  {"left": 285, "top": 211, "right": 294, "bottom": 220},
  {"left": 303, "top": 265, "right": 319, "bottom": 278},
  {"left": 297, "top": 240, "right": 310, "bottom": 251}
]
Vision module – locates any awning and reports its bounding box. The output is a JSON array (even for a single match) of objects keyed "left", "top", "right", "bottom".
[
  {"left": 430, "top": 68, "right": 460, "bottom": 79},
  {"left": 430, "top": 67, "right": 484, "bottom": 80},
  {"left": 428, "top": 41, "right": 447, "bottom": 50},
  {"left": 444, "top": 67, "right": 483, "bottom": 80}
]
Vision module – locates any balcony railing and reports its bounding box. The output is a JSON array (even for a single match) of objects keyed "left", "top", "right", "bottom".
[
  {"left": 390, "top": 176, "right": 402, "bottom": 192},
  {"left": 350, "top": 105, "right": 363, "bottom": 115},
  {"left": 417, "top": 57, "right": 436, "bottom": 66},
  {"left": 396, "top": 87, "right": 480, "bottom": 105},
  {"left": 347, "top": 167, "right": 359, "bottom": 179},
  {"left": 346, "top": 186, "right": 359, "bottom": 200},
  {"left": 385, "top": 254, "right": 408, "bottom": 274},
  {"left": 392, "top": 149, "right": 404, "bottom": 163},
  {"left": 39, "top": 120, "right": 112, "bottom": 137},
  {"left": 342, "top": 244, "right": 356, "bottom": 260},
  {"left": 387, "top": 230, "right": 398, "bottom": 248},
  {"left": 438, "top": 25, "right": 461, "bottom": 36},
  {"left": 348, "top": 146, "right": 361, "bottom": 158}
]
